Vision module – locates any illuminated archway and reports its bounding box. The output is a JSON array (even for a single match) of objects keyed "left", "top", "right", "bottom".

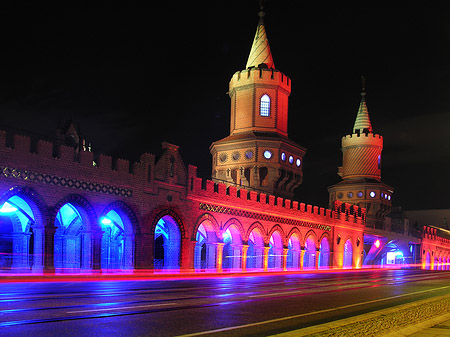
[
  {"left": 246, "top": 227, "right": 264, "bottom": 270},
  {"left": 319, "top": 237, "right": 330, "bottom": 269},
  {"left": 424, "top": 251, "right": 431, "bottom": 270},
  {"left": 303, "top": 235, "right": 316, "bottom": 269},
  {"left": 0, "top": 191, "right": 44, "bottom": 272},
  {"left": 99, "top": 204, "right": 135, "bottom": 272},
  {"left": 287, "top": 231, "right": 301, "bottom": 269},
  {"left": 194, "top": 220, "right": 218, "bottom": 272},
  {"left": 222, "top": 224, "right": 243, "bottom": 271},
  {"left": 343, "top": 239, "right": 353, "bottom": 269},
  {"left": 154, "top": 215, "right": 181, "bottom": 271},
  {"left": 268, "top": 230, "right": 283, "bottom": 269},
  {"left": 54, "top": 201, "right": 94, "bottom": 272}
]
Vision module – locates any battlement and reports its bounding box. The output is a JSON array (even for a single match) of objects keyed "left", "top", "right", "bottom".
[
  {"left": 188, "top": 164, "right": 365, "bottom": 227},
  {"left": 0, "top": 129, "right": 150, "bottom": 181},
  {"left": 229, "top": 67, "right": 291, "bottom": 93},
  {"left": 342, "top": 132, "right": 383, "bottom": 148}
]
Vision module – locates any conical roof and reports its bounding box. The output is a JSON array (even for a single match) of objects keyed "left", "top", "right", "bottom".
[
  {"left": 353, "top": 78, "right": 373, "bottom": 133},
  {"left": 245, "top": 11, "right": 275, "bottom": 69}
]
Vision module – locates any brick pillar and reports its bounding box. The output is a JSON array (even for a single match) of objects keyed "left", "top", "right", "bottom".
[
  {"left": 32, "top": 224, "right": 44, "bottom": 273},
  {"left": 44, "top": 221, "right": 56, "bottom": 273},
  {"left": 263, "top": 246, "right": 270, "bottom": 271},
  {"left": 315, "top": 248, "right": 320, "bottom": 270},
  {"left": 282, "top": 248, "right": 289, "bottom": 271},
  {"left": 241, "top": 244, "right": 249, "bottom": 272},
  {"left": 300, "top": 248, "right": 305, "bottom": 270},
  {"left": 181, "top": 238, "right": 195, "bottom": 272},
  {"left": 216, "top": 243, "right": 224, "bottom": 272},
  {"left": 134, "top": 233, "right": 153, "bottom": 270}
]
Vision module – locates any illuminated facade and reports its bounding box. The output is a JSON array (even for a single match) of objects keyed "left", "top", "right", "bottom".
[
  {"left": 0, "top": 10, "right": 448, "bottom": 274},
  {"left": 210, "top": 11, "right": 305, "bottom": 200}
]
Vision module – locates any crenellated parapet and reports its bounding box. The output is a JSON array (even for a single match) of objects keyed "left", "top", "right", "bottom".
[
  {"left": 188, "top": 164, "right": 366, "bottom": 230},
  {"left": 0, "top": 130, "right": 156, "bottom": 198},
  {"left": 229, "top": 67, "right": 291, "bottom": 95}
]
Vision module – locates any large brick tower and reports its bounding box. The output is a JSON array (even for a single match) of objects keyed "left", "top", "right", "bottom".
[
  {"left": 328, "top": 78, "right": 393, "bottom": 228},
  {"left": 210, "top": 10, "right": 306, "bottom": 199}
]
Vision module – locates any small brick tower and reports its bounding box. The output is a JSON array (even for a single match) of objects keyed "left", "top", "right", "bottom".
[
  {"left": 210, "top": 8, "right": 306, "bottom": 199},
  {"left": 328, "top": 78, "right": 393, "bottom": 228}
]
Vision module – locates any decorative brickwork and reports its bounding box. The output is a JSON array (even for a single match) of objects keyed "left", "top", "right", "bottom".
[
  {"left": 199, "top": 202, "right": 332, "bottom": 232},
  {"left": 1, "top": 166, "right": 132, "bottom": 197}
]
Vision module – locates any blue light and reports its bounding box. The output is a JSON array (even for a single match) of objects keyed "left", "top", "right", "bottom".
[
  {"left": 100, "top": 217, "right": 113, "bottom": 225},
  {"left": 0, "top": 202, "right": 17, "bottom": 213},
  {"left": 223, "top": 228, "right": 232, "bottom": 243}
]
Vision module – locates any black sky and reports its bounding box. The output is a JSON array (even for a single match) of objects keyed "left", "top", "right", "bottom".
[{"left": 0, "top": 3, "right": 449, "bottom": 211}]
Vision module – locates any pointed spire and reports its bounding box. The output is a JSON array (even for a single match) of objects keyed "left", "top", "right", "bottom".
[
  {"left": 353, "top": 76, "right": 373, "bottom": 134},
  {"left": 245, "top": 5, "right": 275, "bottom": 69}
]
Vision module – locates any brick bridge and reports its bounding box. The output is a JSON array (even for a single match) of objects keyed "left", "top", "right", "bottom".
[{"left": 0, "top": 132, "right": 369, "bottom": 273}]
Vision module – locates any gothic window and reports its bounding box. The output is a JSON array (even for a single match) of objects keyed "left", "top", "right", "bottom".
[{"left": 260, "top": 94, "right": 270, "bottom": 117}]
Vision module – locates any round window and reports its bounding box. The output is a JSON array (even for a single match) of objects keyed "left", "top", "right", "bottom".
[
  {"left": 263, "top": 150, "right": 272, "bottom": 159},
  {"left": 357, "top": 191, "right": 363, "bottom": 198},
  {"left": 219, "top": 153, "right": 227, "bottom": 162},
  {"left": 347, "top": 192, "right": 353, "bottom": 198},
  {"left": 337, "top": 192, "right": 343, "bottom": 199},
  {"left": 232, "top": 152, "right": 240, "bottom": 161},
  {"left": 296, "top": 158, "right": 301, "bottom": 167},
  {"left": 289, "top": 155, "right": 294, "bottom": 164},
  {"left": 370, "top": 191, "right": 376, "bottom": 198},
  {"left": 281, "top": 152, "right": 286, "bottom": 161},
  {"left": 245, "top": 151, "right": 253, "bottom": 159}
]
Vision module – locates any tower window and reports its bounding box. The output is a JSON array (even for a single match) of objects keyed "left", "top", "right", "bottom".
[{"left": 260, "top": 94, "right": 270, "bottom": 117}]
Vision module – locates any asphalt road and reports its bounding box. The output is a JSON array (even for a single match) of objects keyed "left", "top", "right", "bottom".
[{"left": 0, "top": 269, "right": 450, "bottom": 336}]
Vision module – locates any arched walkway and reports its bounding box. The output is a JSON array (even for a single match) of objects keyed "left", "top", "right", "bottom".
[
  {"left": 303, "top": 235, "right": 316, "bottom": 269},
  {"left": 154, "top": 215, "right": 181, "bottom": 271},
  {"left": 268, "top": 231, "right": 283, "bottom": 270},
  {"left": 222, "top": 225, "right": 242, "bottom": 271},
  {"left": 343, "top": 239, "right": 353, "bottom": 269},
  {"left": 287, "top": 232, "right": 301, "bottom": 270},
  {"left": 319, "top": 237, "right": 330, "bottom": 269},
  {"left": 246, "top": 228, "right": 264, "bottom": 270},
  {"left": 0, "top": 192, "right": 44, "bottom": 272},
  {"left": 194, "top": 221, "right": 218, "bottom": 272},
  {"left": 54, "top": 202, "right": 94, "bottom": 273},
  {"left": 100, "top": 205, "right": 135, "bottom": 272}
]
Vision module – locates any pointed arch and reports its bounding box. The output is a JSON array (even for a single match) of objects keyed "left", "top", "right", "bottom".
[
  {"left": 268, "top": 225, "right": 285, "bottom": 270},
  {"left": 193, "top": 213, "right": 220, "bottom": 272},
  {"left": 150, "top": 208, "right": 186, "bottom": 240},
  {"left": 287, "top": 227, "right": 303, "bottom": 246},
  {"left": 268, "top": 225, "right": 287, "bottom": 247},
  {"left": 0, "top": 186, "right": 47, "bottom": 272},
  {"left": 222, "top": 218, "right": 245, "bottom": 241},
  {"left": 101, "top": 200, "right": 139, "bottom": 234},
  {"left": 52, "top": 194, "right": 97, "bottom": 231},
  {"left": 192, "top": 213, "right": 220, "bottom": 241},
  {"left": 99, "top": 201, "right": 138, "bottom": 271},
  {"left": 245, "top": 222, "right": 267, "bottom": 243},
  {"left": 246, "top": 222, "right": 266, "bottom": 271},
  {"left": 53, "top": 194, "right": 99, "bottom": 272}
]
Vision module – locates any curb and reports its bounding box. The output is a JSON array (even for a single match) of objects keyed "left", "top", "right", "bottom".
[{"left": 271, "top": 294, "right": 450, "bottom": 337}]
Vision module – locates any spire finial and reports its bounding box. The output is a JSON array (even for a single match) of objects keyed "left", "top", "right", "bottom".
[
  {"left": 245, "top": 0, "right": 274, "bottom": 69},
  {"left": 361, "top": 76, "right": 366, "bottom": 97},
  {"left": 353, "top": 76, "right": 373, "bottom": 134},
  {"left": 258, "top": 0, "right": 266, "bottom": 25}
]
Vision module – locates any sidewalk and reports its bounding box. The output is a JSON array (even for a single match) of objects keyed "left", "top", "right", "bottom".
[
  {"left": 408, "top": 317, "right": 450, "bottom": 337},
  {"left": 272, "top": 294, "right": 450, "bottom": 337}
]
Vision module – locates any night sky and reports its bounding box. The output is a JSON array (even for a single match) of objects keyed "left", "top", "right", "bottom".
[{"left": 1, "top": 4, "right": 449, "bottom": 211}]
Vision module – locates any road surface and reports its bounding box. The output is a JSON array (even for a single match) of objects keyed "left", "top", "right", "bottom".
[{"left": 0, "top": 269, "right": 449, "bottom": 336}]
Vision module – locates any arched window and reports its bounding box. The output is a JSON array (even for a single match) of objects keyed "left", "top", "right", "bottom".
[{"left": 260, "top": 94, "right": 270, "bottom": 117}]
